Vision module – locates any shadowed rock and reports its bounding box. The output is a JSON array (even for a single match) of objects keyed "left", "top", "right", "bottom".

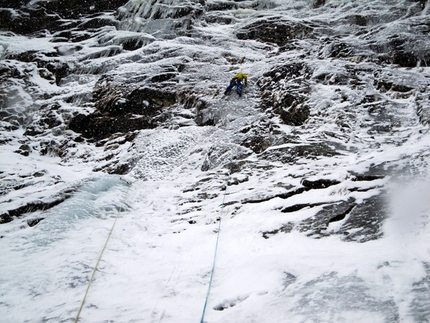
[
  {"left": 236, "top": 18, "right": 313, "bottom": 46},
  {"left": 69, "top": 86, "right": 177, "bottom": 139}
]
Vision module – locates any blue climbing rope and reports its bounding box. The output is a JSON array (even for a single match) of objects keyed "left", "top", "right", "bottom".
[{"left": 199, "top": 150, "right": 234, "bottom": 323}]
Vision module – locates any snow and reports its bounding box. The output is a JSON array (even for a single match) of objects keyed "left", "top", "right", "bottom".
[
  {"left": 2, "top": 136, "right": 429, "bottom": 322},
  {"left": 1, "top": 0, "right": 430, "bottom": 322}
]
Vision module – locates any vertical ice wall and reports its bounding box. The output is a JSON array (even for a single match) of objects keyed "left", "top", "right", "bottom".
[{"left": 118, "top": 0, "right": 205, "bottom": 34}]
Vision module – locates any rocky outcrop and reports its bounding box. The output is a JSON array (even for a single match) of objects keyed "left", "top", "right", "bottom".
[
  {"left": 0, "top": 172, "right": 75, "bottom": 224},
  {"left": 258, "top": 62, "right": 312, "bottom": 126},
  {"left": 69, "top": 81, "right": 177, "bottom": 139},
  {"left": 0, "top": 198, "right": 64, "bottom": 224},
  {"left": 0, "top": 0, "right": 129, "bottom": 34},
  {"left": 236, "top": 18, "right": 314, "bottom": 47}
]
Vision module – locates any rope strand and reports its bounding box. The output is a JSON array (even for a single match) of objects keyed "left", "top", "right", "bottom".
[
  {"left": 74, "top": 179, "right": 134, "bottom": 323},
  {"left": 199, "top": 150, "right": 235, "bottom": 323}
]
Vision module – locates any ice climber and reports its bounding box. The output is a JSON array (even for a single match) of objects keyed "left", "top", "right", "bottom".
[{"left": 224, "top": 73, "right": 248, "bottom": 97}]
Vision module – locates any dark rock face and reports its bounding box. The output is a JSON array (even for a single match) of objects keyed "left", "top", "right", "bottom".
[
  {"left": 42, "top": 0, "right": 129, "bottom": 19},
  {"left": 24, "top": 103, "right": 63, "bottom": 136},
  {"left": 258, "top": 62, "right": 313, "bottom": 126},
  {"left": 69, "top": 83, "right": 177, "bottom": 139},
  {"left": 260, "top": 173, "right": 388, "bottom": 241},
  {"left": 239, "top": 119, "right": 276, "bottom": 154},
  {"left": 14, "top": 144, "right": 31, "bottom": 156},
  {"left": 302, "top": 178, "right": 341, "bottom": 189},
  {"left": 291, "top": 193, "right": 387, "bottom": 242},
  {"left": 279, "top": 103, "right": 310, "bottom": 126},
  {"left": 2, "top": 1, "right": 430, "bottom": 321},
  {"left": 298, "top": 198, "right": 357, "bottom": 235},
  {"left": 313, "top": 0, "right": 326, "bottom": 8},
  {"left": 236, "top": 18, "right": 314, "bottom": 47},
  {"left": 374, "top": 34, "right": 430, "bottom": 68},
  {"left": 0, "top": 0, "right": 129, "bottom": 34},
  {"left": 339, "top": 194, "right": 387, "bottom": 242},
  {"left": 27, "top": 217, "right": 44, "bottom": 227},
  {"left": 259, "top": 143, "right": 341, "bottom": 164},
  {"left": 0, "top": 196, "right": 68, "bottom": 224}
]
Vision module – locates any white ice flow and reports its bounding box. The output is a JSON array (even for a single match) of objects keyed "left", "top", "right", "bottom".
[{"left": 1, "top": 127, "right": 430, "bottom": 323}]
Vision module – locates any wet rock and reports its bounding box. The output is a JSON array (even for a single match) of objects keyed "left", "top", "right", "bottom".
[
  {"left": 78, "top": 17, "right": 119, "bottom": 30},
  {"left": 94, "top": 81, "right": 176, "bottom": 115},
  {"left": 39, "top": 139, "right": 62, "bottom": 156},
  {"left": 313, "top": 0, "right": 326, "bottom": 8},
  {"left": 176, "top": 89, "right": 209, "bottom": 126},
  {"left": 281, "top": 202, "right": 326, "bottom": 213},
  {"left": 358, "top": 160, "right": 399, "bottom": 179},
  {"left": 243, "top": 186, "right": 307, "bottom": 205},
  {"left": 27, "top": 218, "right": 44, "bottom": 227},
  {"left": 150, "top": 73, "right": 177, "bottom": 83},
  {"left": 41, "top": 0, "right": 129, "bottom": 20},
  {"left": 301, "top": 178, "right": 341, "bottom": 189},
  {"left": 0, "top": 198, "right": 65, "bottom": 224},
  {"left": 328, "top": 42, "right": 353, "bottom": 59},
  {"left": 0, "top": 0, "right": 129, "bottom": 36},
  {"left": 279, "top": 103, "right": 310, "bottom": 126},
  {"left": 262, "top": 222, "right": 295, "bottom": 239},
  {"left": 206, "top": 1, "right": 238, "bottom": 11},
  {"left": 105, "top": 162, "right": 136, "bottom": 175},
  {"left": 239, "top": 120, "right": 275, "bottom": 154},
  {"left": 371, "top": 33, "right": 430, "bottom": 67},
  {"left": 350, "top": 173, "right": 385, "bottom": 182},
  {"left": 114, "top": 37, "right": 147, "bottom": 51},
  {"left": 33, "top": 170, "right": 47, "bottom": 177},
  {"left": 24, "top": 103, "right": 63, "bottom": 136},
  {"left": 261, "top": 187, "right": 386, "bottom": 242},
  {"left": 0, "top": 0, "right": 27, "bottom": 9},
  {"left": 261, "top": 65, "right": 307, "bottom": 88},
  {"left": 0, "top": 7, "right": 58, "bottom": 35},
  {"left": 338, "top": 193, "right": 387, "bottom": 242},
  {"left": 46, "top": 61, "right": 73, "bottom": 85},
  {"left": 348, "top": 15, "right": 368, "bottom": 26},
  {"left": 79, "top": 46, "right": 123, "bottom": 61},
  {"left": 69, "top": 85, "right": 177, "bottom": 139},
  {"left": 69, "top": 112, "right": 154, "bottom": 140},
  {"left": 259, "top": 143, "right": 341, "bottom": 164},
  {"left": 236, "top": 18, "right": 313, "bottom": 46},
  {"left": 195, "top": 106, "right": 214, "bottom": 126},
  {"left": 299, "top": 198, "right": 357, "bottom": 235},
  {"left": 375, "top": 79, "right": 414, "bottom": 93},
  {"left": 14, "top": 144, "right": 31, "bottom": 156},
  {"left": 51, "top": 30, "right": 93, "bottom": 43},
  {"left": 258, "top": 62, "right": 313, "bottom": 125}
]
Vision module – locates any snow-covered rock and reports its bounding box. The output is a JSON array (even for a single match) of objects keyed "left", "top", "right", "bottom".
[{"left": 1, "top": 0, "right": 430, "bottom": 322}]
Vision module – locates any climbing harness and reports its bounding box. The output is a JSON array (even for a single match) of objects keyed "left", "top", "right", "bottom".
[
  {"left": 199, "top": 150, "right": 235, "bottom": 323},
  {"left": 74, "top": 178, "right": 135, "bottom": 323}
]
